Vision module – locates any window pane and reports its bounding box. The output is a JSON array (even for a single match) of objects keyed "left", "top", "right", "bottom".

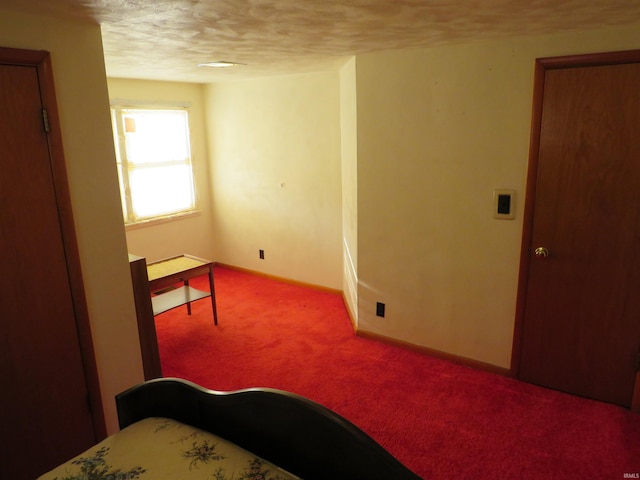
[
  {"left": 111, "top": 106, "right": 197, "bottom": 224},
  {"left": 129, "top": 165, "right": 195, "bottom": 219},
  {"left": 111, "top": 109, "right": 129, "bottom": 221},
  {"left": 122, "top": 109, "right": 191, "bottom": 166},
  {"left": 116, "top": 164, "right": 129, "bottom": 221}
]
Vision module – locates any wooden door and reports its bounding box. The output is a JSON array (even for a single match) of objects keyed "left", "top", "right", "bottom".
[
  {"left": 0, "top": 48, "right": 104, "bottom": 479},
  {"left": 514, "top": 51, "right": 640, "bottom": 408}
]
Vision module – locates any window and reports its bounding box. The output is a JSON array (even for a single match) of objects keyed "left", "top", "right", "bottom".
[{"left": 111, "top": 106, "right": 197, "bottom": 225}]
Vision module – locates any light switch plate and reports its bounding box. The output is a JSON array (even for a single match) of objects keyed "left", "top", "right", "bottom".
[{"left": 493, "top": 189, "right": 516, "bottom": 219}]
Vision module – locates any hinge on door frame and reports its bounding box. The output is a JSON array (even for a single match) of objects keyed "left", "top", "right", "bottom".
[{"left": 41, "top": 108, "right": 50, "bottom": 133}]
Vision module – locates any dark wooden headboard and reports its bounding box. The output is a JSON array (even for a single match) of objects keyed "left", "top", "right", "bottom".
[{"left": 116, "top": 378, "right": 422, "bottom": 479}]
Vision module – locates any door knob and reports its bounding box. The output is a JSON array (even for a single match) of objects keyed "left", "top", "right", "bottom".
[{"left": 534, "top": 246, "right": 549, "bottom": 258}]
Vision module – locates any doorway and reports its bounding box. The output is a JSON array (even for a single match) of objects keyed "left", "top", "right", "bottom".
[{"left": 512, "top": 50, "right": 640, "bottom": 409}]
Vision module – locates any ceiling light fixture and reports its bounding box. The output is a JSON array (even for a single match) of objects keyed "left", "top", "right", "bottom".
[{"left": 198, "top": 61, "right": 245, "bottom": 68}]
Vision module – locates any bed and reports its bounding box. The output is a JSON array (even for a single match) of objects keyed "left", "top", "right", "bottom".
[{"left": 39, "top": 378, "right": 422, "bottom": 479}]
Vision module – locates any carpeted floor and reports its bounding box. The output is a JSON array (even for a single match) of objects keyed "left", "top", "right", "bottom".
[{"left": 155, "top": 266, "right": 640, "bottom": 479}]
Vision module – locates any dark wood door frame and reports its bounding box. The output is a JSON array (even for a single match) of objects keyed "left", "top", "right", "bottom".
[
  {"left": 511, "top": 49, "right": 640, "bottom": 412},
  {"left": 0, "top": 47, "right": 107, "bottom": 434}
]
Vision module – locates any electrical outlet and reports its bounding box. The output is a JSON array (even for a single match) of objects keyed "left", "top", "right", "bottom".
[
  {"left": 259, "top": 249, "right": 264, "bottom": 259},
  {"left": 376, "top": 302, "right": 385, "bottom": 318}
]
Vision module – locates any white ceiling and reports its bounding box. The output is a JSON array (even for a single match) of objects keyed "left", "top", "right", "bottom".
[{"left": 3, "top": 0, "right": 640, "bottom": 83}]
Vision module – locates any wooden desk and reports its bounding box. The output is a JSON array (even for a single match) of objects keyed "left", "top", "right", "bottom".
[{"left": 147, "top": 254, "right": 218, "bottom": 325}]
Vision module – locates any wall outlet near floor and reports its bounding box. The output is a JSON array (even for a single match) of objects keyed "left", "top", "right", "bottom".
[
  {"left": 376, "top": 302, "right": 385, "bottom": 318},
  {"left": 259, "top": 249, "right": 265, "bottom": 259}
]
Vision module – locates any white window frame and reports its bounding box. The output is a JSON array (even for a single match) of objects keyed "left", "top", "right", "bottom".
[{"left": 111, "top": 104, "right": 198, "bottom": 225}]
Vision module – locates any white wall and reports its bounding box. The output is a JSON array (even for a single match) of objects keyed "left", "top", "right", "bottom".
[
  {"left": 0, "top": 9, "right": 144, "bottom": 433},
  {"left": 107, "top": 78, "right": 215, "bottom": 263},
  {"left": 355, "top": 24, "right": 640, "bottom": 368},
  {"left": 205, "top": 72, "right": 343, "bottom": 289},
  {"left": 339, "top": 58, "right": 358, "bottom": 323}
]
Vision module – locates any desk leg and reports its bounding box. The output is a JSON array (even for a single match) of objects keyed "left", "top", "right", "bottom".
[
  {"left": 185, "top": 279, "right": 192, "bottom": 315},
  {"left": 209, "top": 268, "right": 218, "bottom": 325}
]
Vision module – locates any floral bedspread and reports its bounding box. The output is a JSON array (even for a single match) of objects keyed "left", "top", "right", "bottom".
[{"left": 38, "top": 417, "right": 301, "bottom": 480}]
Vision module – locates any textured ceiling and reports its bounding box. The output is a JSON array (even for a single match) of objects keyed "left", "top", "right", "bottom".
[{"left": 2, "top": 0, "right": 640, "bottom": 83}]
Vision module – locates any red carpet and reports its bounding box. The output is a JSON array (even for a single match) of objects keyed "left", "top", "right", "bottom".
[{"left": 155, "top": 266, "right": 640, "bottom": 479}]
